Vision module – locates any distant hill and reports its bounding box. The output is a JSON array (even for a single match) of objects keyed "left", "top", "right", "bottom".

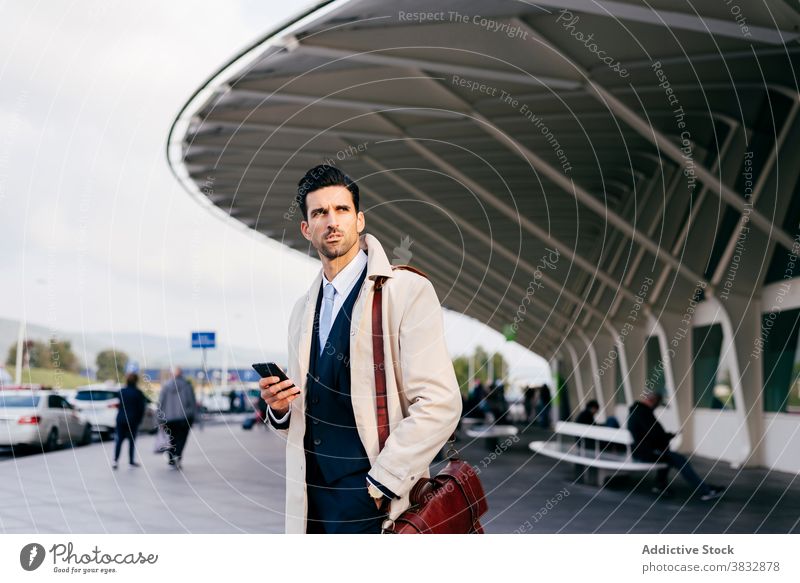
[
  {"left": 1, "top": 366, "right": 91, "bottom": 389},
  {"left": 0, "top": 318, "right": 284, "bottom": 371}
]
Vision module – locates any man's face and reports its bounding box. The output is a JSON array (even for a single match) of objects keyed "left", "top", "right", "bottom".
[
  {"left": 301, "top": 186, "right": 364, "bottom": 260},
  {"left": 645, "top": 394, "right": 662, "bottom": 409}
]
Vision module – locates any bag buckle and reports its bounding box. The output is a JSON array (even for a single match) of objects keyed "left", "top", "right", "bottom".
[{"left": 445, "top": 435, "right": 459, "bottom": 459}]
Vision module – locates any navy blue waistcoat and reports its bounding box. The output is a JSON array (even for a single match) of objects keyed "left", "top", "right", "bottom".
[{"left": 304, "top": 265, "right": 370, "bottom": 484}]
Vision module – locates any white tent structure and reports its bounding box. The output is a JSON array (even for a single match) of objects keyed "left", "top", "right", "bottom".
[{"left": 168, "top": 0, "right": 800, "bottom": 473}]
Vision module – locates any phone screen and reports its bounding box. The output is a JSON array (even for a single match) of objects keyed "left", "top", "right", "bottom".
[{"left": 252, "top": 362, "right": 289, "bottom": 382}]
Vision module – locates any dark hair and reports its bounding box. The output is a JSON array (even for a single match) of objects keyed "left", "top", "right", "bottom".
[
  {"left": 125, "top": 372, "right": 138, "bottom": 386},
  {"left": 585, "top": 399, "right": 599, "bottom": 410},
  {"left": 296, "top": 164, "right": 359, "bottom": 220}
]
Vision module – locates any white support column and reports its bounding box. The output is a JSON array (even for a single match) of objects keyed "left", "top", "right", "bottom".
[
  {"left": 564, "top": 340, "right": 586, "bottom": 408},
  {"left": 604, "top": 322, "right": 633, "bottom": 407},
  {"left": 700, "top": 297, "right": 759, "bottom": 468},
  {"left": 577, "top": 330, "right": 607, "bottom": 418},
  {"left": 647, "top": 313, "right": 683, "bottom": 449},
  {"left": 653, "top": 309, "right": 698, "bottom": 455}
]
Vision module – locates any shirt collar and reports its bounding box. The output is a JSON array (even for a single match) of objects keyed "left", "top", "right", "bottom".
[{"left": 322, "top": 249, "right": 367, "bottom": 296}]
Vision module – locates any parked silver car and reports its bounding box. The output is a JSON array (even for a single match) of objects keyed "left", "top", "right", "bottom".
[{"left": 0, "top": 390, "right": 92, "bottom": 450}]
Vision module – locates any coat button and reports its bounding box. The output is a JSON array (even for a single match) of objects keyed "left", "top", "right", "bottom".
[
  {"left": 314, "top": 438, "right": 321, "bottom": 446},
  {"left": 312, "top": 397, "right": 319, "bottom": 404},
  {"left": 312, "top": 419, "right": 319, "bottom": 425}
]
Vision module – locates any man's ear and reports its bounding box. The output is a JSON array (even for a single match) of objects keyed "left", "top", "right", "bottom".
[
  {"left": 356, "top": 211, "right": 365, "bottom": 234},
  {"left": 300, "top": 220, "right": 311, "bottom": 241}
]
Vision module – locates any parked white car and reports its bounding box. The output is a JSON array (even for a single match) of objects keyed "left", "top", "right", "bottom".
[
  {"left": 201, "top": 389, "right": 236, "bottom": 413},
  {"left": 71, "top": 385, "right": 158, "bottom": 437},
  {"left": 0, "top": 390, "right": 92, "bottom": 450}
]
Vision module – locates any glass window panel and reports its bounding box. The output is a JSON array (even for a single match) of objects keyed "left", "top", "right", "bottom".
[
  {"left": 762, "top": 307, "right": 800, "bottom": 414},
  {"left": 692, "top": 324, "right": 735, "bottom": 409}
]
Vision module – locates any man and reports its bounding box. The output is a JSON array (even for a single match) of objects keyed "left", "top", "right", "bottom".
[
  {"left": 575, "top": 399, "right": 599, "bottom": 425},
  {"left": 261, "top": 165, "right": 462, "bottom": 534},
  {"left": 627, "top": 391, "right": 724, "bottom": 500},
  {"left": 158, "top": 367, "right": 197, "bottom": 470}
]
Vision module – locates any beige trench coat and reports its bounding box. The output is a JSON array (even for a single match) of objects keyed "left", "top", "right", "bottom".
[{"left": 271, "top": 233, "right": 462, "bottom": 533}]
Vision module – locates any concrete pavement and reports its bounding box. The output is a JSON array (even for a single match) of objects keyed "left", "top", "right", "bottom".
[{"left": 1, "top": 418, "right": 797, "bottom": 533}]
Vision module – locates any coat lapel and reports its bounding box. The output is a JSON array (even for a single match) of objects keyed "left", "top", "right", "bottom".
[{"left": 297, "top": 271, "right": 322, "bottom": 395}]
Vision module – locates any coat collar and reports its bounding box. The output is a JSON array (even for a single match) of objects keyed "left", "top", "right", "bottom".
[{"left": 360, "top": 233, "right": 394, "bottom": 282}]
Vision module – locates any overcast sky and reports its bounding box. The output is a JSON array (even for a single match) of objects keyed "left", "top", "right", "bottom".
[{"left": 0, "top": 0, "right": 549, "bottom": 384}]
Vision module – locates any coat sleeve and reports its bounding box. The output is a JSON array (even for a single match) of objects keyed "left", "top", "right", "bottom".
[
  {"left": 367, "top": 276, "right": 463, "bottom": 499},
  {"left": 267, "top": 405, "right": 291, "bottom": 429},
  {"left": 268, "top": 295, "right": 305, "bottom": 436}
]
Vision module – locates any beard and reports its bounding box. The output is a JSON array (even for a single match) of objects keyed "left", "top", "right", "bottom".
[{"left": 315, "top": 230, "right": 356, "bottom": 260}]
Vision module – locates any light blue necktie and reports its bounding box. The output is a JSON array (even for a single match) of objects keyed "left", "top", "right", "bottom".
[{"left": 319, "top": 282, "right": 336, "bottom": 354}]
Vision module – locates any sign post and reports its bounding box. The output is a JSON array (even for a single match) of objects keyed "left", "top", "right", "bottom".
[{"left": 191, "top": 331, "right": 216, "bottom": 388}]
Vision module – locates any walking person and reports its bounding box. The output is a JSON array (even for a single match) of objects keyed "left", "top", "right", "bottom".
[
  {"left": 112, "top": 372, "right": 147, "bottom": 470},
  {"left": 261, "top": 165, "right": 462, "bottom": 534},
  {"left": 158, "top": 367, "right": 197, "bottom": 470}
]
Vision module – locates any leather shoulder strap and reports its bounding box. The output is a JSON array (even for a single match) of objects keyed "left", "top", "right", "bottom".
[
  {"left": 372, "top": 275, "right": 390, "bottom": 451},
  {"left": 390, "top": 264, "right": 429, "bottom": 279},
  {"left": 373, "top": 265, "right": 428, "bottom": 450}
]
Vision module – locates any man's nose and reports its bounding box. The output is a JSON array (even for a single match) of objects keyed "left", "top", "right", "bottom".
[{"left": 322, "top": 212, "right": 338, "bottom": 230}]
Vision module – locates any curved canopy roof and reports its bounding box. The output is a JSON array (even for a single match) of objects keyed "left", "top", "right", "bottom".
[{"left": 168, "top": 0, "right": 800, "bottom": 359}]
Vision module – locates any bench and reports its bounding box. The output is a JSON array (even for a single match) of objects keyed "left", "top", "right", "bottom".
[
  {"left": 465, "top": 424, "right": 519, "bottom": 450},
  {"left": 529, "top": 421, "right": 667, "bottom": 486}
]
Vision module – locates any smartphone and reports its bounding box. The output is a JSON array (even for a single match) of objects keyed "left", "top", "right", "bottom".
[{"left": 252, "top": 362, "right": 299, "bottom": 397}]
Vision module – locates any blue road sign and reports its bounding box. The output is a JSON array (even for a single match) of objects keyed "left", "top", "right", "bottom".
[{"left": 191, "top": 331, "right": 216, "bottom": 349}]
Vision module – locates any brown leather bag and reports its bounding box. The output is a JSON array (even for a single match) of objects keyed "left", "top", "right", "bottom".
[{"left": 371, "top": 266, "right": 488, "bottom": 534}]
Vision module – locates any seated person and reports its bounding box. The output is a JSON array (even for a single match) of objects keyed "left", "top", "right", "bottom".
[
  {"left": 575, "top": 400, "right": 622, "bottom": 452},
  {"left": 575, "top": 400, "right": 600, "bottom": 451},
  {"left": 627, "top": 391, "right": 724, "bottom": 500},
  {"left": 576, "top": 400, "right": 599, "bottom": 425}
]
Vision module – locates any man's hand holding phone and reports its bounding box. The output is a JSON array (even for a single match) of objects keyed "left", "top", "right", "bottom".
[{"left": 253, "top": 363, "right": 300, "bottom": 416}]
